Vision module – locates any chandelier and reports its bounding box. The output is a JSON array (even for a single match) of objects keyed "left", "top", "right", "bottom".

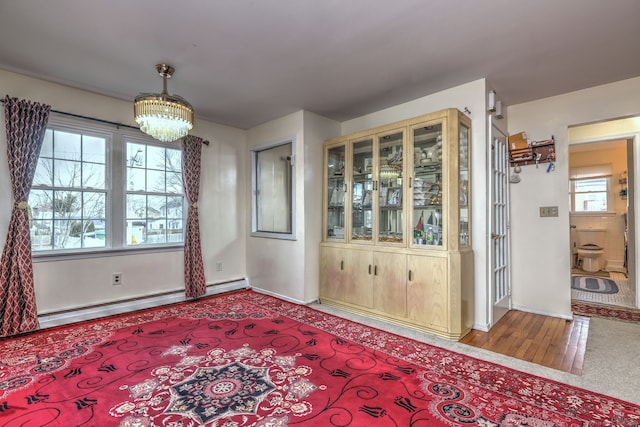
[{"left": 134, "top": 64, "right": 194, "bottom": 142}]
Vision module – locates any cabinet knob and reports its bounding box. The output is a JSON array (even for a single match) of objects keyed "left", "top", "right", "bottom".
[
  {"left": 368, "top": 264, "right": 372, "bottom": 274},
  {"left": 408, "top": 270, "right": 413, "bottom": 281},
  {"left": 340, "top": 260, "right": 344, "bottom": 270},
  {"left": 374, "top": 265, "right": 378, "bottom": 276},
  {"left": 409, "top": 177, "right": 412, "bottom": 188}
]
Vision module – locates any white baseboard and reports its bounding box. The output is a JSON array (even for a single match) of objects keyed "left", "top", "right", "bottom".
[
  {"left": 511, "top": 303, "right": 574, "bottom": 321},
  {"left": 38, "top": 279, "right": 248, "bottom": 330},
  {"left": 250, "top": 286, "right": 306, "bottom": 305},
  {"left": 472, "top": 322, "right": 490, "bottom": 332}
]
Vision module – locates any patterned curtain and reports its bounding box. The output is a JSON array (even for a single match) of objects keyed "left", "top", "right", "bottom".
[
  {"left": 181, "top": 135, "right": 206, "bottom": 298},
  {"left": 0, "top": 96, "right": 51, "bottom": 336}
]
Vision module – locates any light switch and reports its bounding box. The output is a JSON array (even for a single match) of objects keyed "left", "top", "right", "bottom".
[{"left": 539, "top": 206, "right": 559, "bottom": 217}]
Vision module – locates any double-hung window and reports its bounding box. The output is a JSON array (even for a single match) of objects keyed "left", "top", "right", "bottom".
[
  {"left": 570, "top": 164, "right": 612, "bottom": 213},
  {"left": 29, "top": 115, "right": 184, "bottom": 256}
]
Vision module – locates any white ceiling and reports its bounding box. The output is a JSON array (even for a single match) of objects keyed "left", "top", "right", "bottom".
[{"left": 1, "top": 0, "right": 639, "bottom": 129}]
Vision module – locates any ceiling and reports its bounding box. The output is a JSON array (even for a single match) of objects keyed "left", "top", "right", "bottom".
[{"left": 1, "top": 0, "right": 639, "bottom": 130}]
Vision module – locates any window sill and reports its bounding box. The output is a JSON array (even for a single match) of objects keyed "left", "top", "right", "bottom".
[
  {"left": 32, "top": 245, "right": 183, "bottom": 263},
  {"left": 570, "top": 211, "right": 618, "bottom": 216}
]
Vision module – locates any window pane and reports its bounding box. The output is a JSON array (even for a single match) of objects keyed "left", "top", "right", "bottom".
[
  {"left": 167, "top": 172, "right": 183, "bottom": 194},
  {"left": 82, "top": 220, "right": 106, "bottom": 248},
  {"left": 41, "top": 129, "right": 54, "bottom": 158},
  {"left": 148, "top": 195, "right": 166, "bottom": 217},
  {"left": 83, "top": 162, "right": 105, "bottom": 189},
  {"left": 127, "top": 144, "right": 146, "bottom": 167},
  {"left": 147, "top": 169, "right": 165, "bottom": 192},
  {"left": 31, "top": 219, "right": 53, "bottom": 251},
  {"left": 167, "top": 219, "right": 183, "bottom": 243},
  {"left": 166, "top": 149, "right": 182, "bottom": 173},
  {"left": 575, "top": 192, "right": 607, "bottom": 212},
  {"left": 127, "top": 167, "right": 145, "bottom": 192},
  {"left": 54, "top": 220, "right": 81, "bottom": 249},
  {"left": 575, "top": 178, "right": 606, "bottom": 192},
  {"left": 126, "top": 194, "right": 146, "bottom": 218},
  {"left": 166, "top": 196, "right": 183, "bottom": 219},
  {"left": 127, "top": 220, "right": 147, "bottom": 245},
  {"left": 33, "top": 158, "right": 53, "bottom": 187},
  {"left": 82, "top": 192, "right": 106, "bottom": 218},
  {"left": 54, "top": 130, "right": 81, "bottom": 160},
  {"left": 82, "top": 135, "right": 106, "bottom": 163},
  {"left": 147, "top": 145, "right": 165, "bottom": 170},
  {"left": 54, "top": 190, "right": 82, "bottom": 219},
  {"left": 54, "top": 159, "right": 82, "bottom": 188}
]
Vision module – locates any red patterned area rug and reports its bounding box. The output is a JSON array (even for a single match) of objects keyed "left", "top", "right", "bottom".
[
  {"left": 572, "top": 300, "right": 640, "bottom": 323},
  {"left": 1, "top": 290, "right": 639, "bottom": 426}
]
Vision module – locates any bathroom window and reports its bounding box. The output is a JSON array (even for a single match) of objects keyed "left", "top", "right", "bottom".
[{"left": 571, "top": 177, "right": 611, "bottom": 212}]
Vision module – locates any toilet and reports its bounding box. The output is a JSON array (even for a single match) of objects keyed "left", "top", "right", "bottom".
[{"left": 576, "top": 228, "right": 606, "bottom": 273}]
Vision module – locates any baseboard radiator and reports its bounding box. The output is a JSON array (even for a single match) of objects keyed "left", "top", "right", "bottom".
[{"left": 38, "top": 279, "right": 248, "bottom": 330}]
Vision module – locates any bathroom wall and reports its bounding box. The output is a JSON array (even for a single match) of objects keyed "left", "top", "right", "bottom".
[{"left": 569, "top": 140, "right": 627, "bottom": 271}]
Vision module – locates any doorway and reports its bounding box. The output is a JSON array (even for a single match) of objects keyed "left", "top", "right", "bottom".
[{"left": 568, "top": 138, "right": 636, "bottom": 308}]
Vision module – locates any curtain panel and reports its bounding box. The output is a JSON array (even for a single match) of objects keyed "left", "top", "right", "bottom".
[
  {"left": 0, "top": 96, "right": 51, "bottom": 336},
  {"left": 181, "top": 135, "right": 206, "bottom": 298}
]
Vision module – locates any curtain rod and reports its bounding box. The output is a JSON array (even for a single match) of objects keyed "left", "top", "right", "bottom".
[{"left": 1, "top": 97, "right": 209, "bottom": 146}]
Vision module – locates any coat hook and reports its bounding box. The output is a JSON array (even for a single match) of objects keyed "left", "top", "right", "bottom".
[{"left": 463, "top": 107, "right": 471, "bottom": 115}]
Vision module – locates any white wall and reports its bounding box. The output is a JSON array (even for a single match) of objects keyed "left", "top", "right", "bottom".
[
  {"left": 341, "top": 79, "right": 491, "bottom": 329},
  {"left": 507, "top": 76, "right": 640, "bottom": 318},
  {"left": 245, "top": 111, "right": 340, "bottom": 303},
  {"left": 0, "top": 70, "right": 247, "bottom": 314}
]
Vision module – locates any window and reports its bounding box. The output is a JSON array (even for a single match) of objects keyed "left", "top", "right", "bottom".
[
  {"left": 30, "top": 128, "right": 108, "bottom": 251},
  {"left": 571, "top": 177, "right": 611, "bottom": 212},
  {"left": 125, "top": 141, "right": 183, "bottom": 245},
  {"left": 29, "top": 116, "right": 184, "bottom": 255},
  {"left": 570, "top": 164, "right": 613, "bottom": 213},
  {"left": 251, "top": 139, "right": 295, "bottom": 239}
]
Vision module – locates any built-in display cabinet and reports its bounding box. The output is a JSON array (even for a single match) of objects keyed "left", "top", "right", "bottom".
[{"left": 320, "top": 108, "right": 473, "bottom": 340}]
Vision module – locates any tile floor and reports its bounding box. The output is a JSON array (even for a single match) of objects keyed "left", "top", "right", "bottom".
[{"left": 571, "top": 271, "right": 636, "bottom": 307}]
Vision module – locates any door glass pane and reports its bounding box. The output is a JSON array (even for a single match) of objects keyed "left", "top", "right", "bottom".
[
  {"left": 352, "top": 139, "right": 373, "bottom": 241},
  {"left": 326, "top": 145, "right": 346, "bottom": 240},
  {"left": 378, "top": 132, "right": 403, "bottom": 244},
  {"left": 412, "top": 124, "right": 443, "bottom": 246},
  {"left": 459, "top": 123, "right": 470, "bottom": 245}
]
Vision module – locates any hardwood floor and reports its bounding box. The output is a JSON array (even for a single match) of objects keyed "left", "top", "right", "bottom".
[{"left": 460, "top": 310, "right": 589, "bottom": 375}]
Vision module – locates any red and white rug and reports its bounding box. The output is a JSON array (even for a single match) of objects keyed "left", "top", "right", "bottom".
[
  {"left": 1, "top": 290, "right": 638, "bottom": 426},
  {"left": 572, "top": 300, "right": 640, "bottom": 323}
]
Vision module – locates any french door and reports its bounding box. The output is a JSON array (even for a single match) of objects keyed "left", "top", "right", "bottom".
[{"left": 489, "top": 122, "right": 511, "bottom": 326}]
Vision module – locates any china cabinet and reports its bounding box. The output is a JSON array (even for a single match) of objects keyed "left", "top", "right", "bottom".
[{"left": 320, "top": 108, "right": 473, "bottom": 340}]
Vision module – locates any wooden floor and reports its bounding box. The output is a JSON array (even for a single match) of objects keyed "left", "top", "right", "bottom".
[{"left": 460, "top": 310, "right": 589, "bottom": 375}]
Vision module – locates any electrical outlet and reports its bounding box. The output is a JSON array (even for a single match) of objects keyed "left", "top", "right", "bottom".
[
  {"left": 112, "top": 273, "right": 122, "bottom": 285},
  {"left": 539, "top": 206, "right": 559, "bottom": 217},
  {"left": 215, "top": 261, "right": 223, "bottom": 272}
]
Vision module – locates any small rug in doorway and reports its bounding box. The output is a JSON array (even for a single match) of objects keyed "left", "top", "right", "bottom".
[
  {"left": 572, "top": 300, "right": 640, "bottom": 323},
  {"left": 572, "top": 268, "right": 610, "bottom": 278},
  {"left": 572, "top": 275, "right": 619, "bottom": 293}
]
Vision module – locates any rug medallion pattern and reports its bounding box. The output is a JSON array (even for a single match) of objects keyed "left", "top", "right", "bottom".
[{"left": 0, "top": 290, "right": 639, "bottom": 426}]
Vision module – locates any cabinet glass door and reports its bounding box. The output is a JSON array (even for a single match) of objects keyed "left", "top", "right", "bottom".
[
  {"left": 412, "top": 123, "right": 443, "bottom": 247},
  {"left": 459, "top": 123, "right": 470, "bottom": 246},
  {"left": 378, "top": 132, "right": 404, "bottom": 244},
  {"left": 351, "top": 139, "right": 373, "bottom": 242},
  {"left": 326, "top": 145, "right": 346, "bottom": 240}
]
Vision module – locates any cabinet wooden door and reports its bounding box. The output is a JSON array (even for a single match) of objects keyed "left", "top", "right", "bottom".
[
  {"left": 320, "top": 246, "right": 345, "bottom": 301},
  {"left": 372, "top": 252, "right": 407, "bottom": 317},
  {"left": 343, "top": 249, "right": 374, "bottom": 308},
  {"left": 406, "top": 255, "right": 448, "bottom": 329}
]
